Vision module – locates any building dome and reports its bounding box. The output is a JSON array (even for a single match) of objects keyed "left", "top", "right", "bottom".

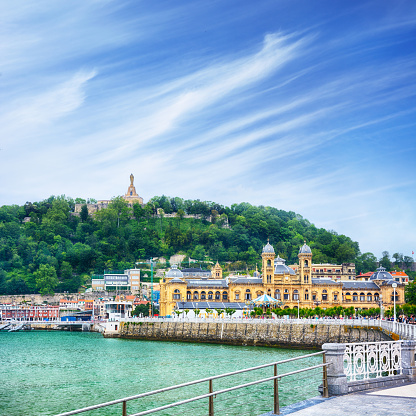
[
  {"left": 370, "top": 266, "right": 393, "bottom": 281},
  {"left": 299, "top": 243, "right": 312, "bottom": 254},
  {"left": 166, "top": 264, "right": 184, "bottom": 279},
  {"left": 262, "top": 242, "right": 275, "bottom": 254},
  {"left": 274, "top": 256, "right": 296, "bottom": 275}
]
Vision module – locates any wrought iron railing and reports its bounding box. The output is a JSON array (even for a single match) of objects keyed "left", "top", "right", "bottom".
[{"left": 343, "top": 341, "right": 402, "bottom": 381}]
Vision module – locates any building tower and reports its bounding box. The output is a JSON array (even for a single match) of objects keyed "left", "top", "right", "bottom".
[
  {"left": 212, "top": 261, "right": 223, "bottom": 279},
  {"left": 261, "top": 240, "right": 275, "bottom": 285},
  {"left": 124, "top": 174, "right": 144, "bottom": 205},
  {"left": 298, "top": 242, "right": 312, "bottom": 285}
]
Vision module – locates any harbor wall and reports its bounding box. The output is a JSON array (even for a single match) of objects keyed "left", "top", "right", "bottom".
[{"left": 113, "top": 321, "right": 392, "bottom": 348}]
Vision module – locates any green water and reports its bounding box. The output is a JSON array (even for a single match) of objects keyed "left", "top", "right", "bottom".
[{"left": 0, "top": 331, "right": 322, "bottom": 416}]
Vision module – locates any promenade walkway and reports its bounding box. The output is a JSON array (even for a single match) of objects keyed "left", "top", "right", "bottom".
[{"left": 270, "top": 383, "right": 416, "bottom": 416}]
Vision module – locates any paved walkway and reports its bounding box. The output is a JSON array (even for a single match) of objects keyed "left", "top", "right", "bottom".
[{"left": 264, "top": 383, "right": 416, "bottom": 416}]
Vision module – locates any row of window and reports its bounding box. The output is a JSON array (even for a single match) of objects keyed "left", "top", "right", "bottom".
[
  {"left": 173, "top": 290, "right": 228, "bottom": 301},
  {"left": 172, "top": 289, "right": 398, "bottom": 303}
]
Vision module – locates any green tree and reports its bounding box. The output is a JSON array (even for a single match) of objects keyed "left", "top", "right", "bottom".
[
  {"left": 405, "top": 281, "right": 416, "bottom": 305},
  {"left": 132, "top": 303, "right": 150, "bottom": 317},
  {"left": 355, "top": 252, "right": 377, "bottom": 274},
  {"left": 214, "top": 308, "right": 224, "bottom": 318},
  {"left": 33, "top": 264, "right": 59, "bottom": 295},
  {"left": 80, "top": 204, "right": 89, "bottom": 222},
  {"left": 380, "top": 251, "right": 392, "bottom": 270},
  {"left": 110, "top": 196, "right": 131, "bottom": 228}
]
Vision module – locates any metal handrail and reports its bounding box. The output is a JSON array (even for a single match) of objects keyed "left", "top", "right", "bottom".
[
  {"left": 54, "top": 351, "right": 327, "bottom": 416},
  {"left": 129, "top": 363, "right": 328, "bottom": 416}
]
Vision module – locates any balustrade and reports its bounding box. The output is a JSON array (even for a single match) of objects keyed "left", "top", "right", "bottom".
[{"left": 343, "top": 341, "right": 402, "bottom": 381}]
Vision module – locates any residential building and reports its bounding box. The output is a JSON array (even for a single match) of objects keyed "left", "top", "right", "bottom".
[{"left": 91, "top": 268, "right": 141, "bottom": 292}]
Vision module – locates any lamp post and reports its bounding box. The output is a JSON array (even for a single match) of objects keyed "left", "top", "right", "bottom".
[
  {"left": 392, "top": 283, "right": 397, "bottom": 331},
  {"left": 136, "top": 259, "right": 154, "bottom": 317},
  {"left": 297, "top": 298, "right": 300, "bottom": 320},
  {"left": 181, "top": 297, "right": 185, "bottom": 320},
  {"left": 379, "top": 294, "right": 383, "bottom": 320}
]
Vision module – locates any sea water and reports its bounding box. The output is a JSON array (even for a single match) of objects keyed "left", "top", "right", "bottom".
[{"left": 0, "top": 330, "right": 322, "bottom": 416}]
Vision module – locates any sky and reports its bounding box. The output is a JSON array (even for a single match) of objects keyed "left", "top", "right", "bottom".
[{"left": 1, "top": 0, "right": 415, "bottom": 259}]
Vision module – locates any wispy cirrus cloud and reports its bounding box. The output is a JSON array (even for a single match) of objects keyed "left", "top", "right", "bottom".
[{"left": 0, "top": 0, "right": 415, "bottom": 257}]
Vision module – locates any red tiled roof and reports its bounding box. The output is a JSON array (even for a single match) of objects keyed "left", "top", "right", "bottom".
[{"left": 356, "top": 272, "right": 374, "bottom": 277}]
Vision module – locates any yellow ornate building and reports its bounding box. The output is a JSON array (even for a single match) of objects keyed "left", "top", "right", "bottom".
[{"left": 159, "top": 242, "right": 405, "bottom": 316}]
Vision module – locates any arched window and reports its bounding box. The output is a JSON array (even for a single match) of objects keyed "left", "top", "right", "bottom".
[
  {"left": 391, "top": 290, "right": 399, "bottom": 302},
  {"left": 267, "top": 259, "right": 271, "bottom": 266},
  {"left": 245, "top": 289, "right": 251, "bottom": 300},
  {"left": 222, "top": 291, "right": 228, "bottom": 300},
  {"left": 304, "top": 260, "right": 309, "bottom": 267},
  {"left": 374, "top": 293, "right": 379, "bottom": 301},
  {"left": 352, "top": 292, "right": 358, "bottom": 301},
  {"left": 322, "top": 290, "right": 327, "bottom": 301},
  {"left": 367, "top": 293, "right": 372, "bottom": 302},
  {"left": 304, "top": 289, "right": 309, "bottom": 300},
  {"left": 256, "top": 291, "right": 263, "bottom": 297},
  {"left": 333, "top": 291, "right": 338, "bottom": 301},
  {"left": 284, "top": 289, "right": 290, "bottom": 301},
  {"left": 208, "top": 291, "right": 213, "bottom": 300},
  {"left": 201, "top": 291, "right": 206, "bottom": 300},
  {"left": 293, "top": 290, "right": 299, "bottom": 300},
  {"left": 235, "top": 291, "right": 240, "bottom": 300},
  {"left": 275, "top": 289, "right": 281, "bottom": 300},
  {"left": 187, "top": 291, "right": 191, "bottom": 300},
  {"left": 360, "top": 292, "right": 365, "bottom": 302},
  {"left": 193, "top": 291, "right": 199, "bottom": 300},
  {"left": 173, "top": 289, "right": 181, "bottom": 300},
  {"left": 215, "top": 291, "right": 220, "bottom": 300}
]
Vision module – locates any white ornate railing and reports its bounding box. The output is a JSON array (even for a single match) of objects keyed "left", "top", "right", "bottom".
[{"left": 343, "top": 341, "right": 402, "bottom": 381}]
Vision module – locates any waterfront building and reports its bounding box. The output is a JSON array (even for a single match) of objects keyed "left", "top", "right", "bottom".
[
  {"left": 390, "top": 271, "right": 409, "bottom": 285},
  {"left": 91, "top": 268, "right": 141, "bottom": 292},
  {"left": 0, "top": 304, "right": 60, "bottom": 321},
  {"left": 159, "top": 242, "right": 405, "bottom": 316},
  {"left": 105, "top": 301, "right": 133, "bottom": 321}
]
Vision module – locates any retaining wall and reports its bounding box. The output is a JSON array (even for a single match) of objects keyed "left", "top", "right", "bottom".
[{"left": 113, "top": 321, "right": 392, "bottom": 348}]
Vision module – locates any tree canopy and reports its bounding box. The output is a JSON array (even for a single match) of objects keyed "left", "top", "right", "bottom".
[{"left": 0, "top": 194, "right": 412, "bottom": 295}]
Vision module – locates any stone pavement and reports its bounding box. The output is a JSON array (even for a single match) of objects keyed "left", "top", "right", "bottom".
[{"left": 262, "top": 383, "right": 416, "bottom": 416}]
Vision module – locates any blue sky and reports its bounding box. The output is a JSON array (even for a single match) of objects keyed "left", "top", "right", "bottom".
[{"left": 1, "top": 0, "right": 415, "bottom": 259}]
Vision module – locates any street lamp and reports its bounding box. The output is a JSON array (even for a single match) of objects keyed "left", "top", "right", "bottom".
[
  {"left": 136, "top": 259, "right": 154, "bottom": 317},
  {"left": 297, "top": 298, "right": 300, "bottom": 320},
  {"left": 181, "top": 297, "right": 185, "bottom": 319},
  {"left": 378, "top": 294, "right": 383, "bottom": 320},
  {"left": 392, "top": 283, "right": 397, "bottom": 330}
]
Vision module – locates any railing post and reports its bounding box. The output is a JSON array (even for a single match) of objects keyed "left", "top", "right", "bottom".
[
  {"left": 322, "top": 343, "right": 348, "bottom": 395},
  {"left": 122, "top": 401, "right": 127, "bottom": 416},
  {"left": 274, "top": 364, "right": 280, "bottom": 415},
  {"left": 401, "top": 340, "right": 416, "bottom": 381},
  {"left": 322, "top": 352, "right": 329, "bottom": 398},
  {"left": 209, "top": 379, "right": 214, "bottom": 416}
]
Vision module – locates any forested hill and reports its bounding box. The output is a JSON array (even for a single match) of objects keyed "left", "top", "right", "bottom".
[{"left": 0, "top": 194, "right": 376, "bottom": 295}]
